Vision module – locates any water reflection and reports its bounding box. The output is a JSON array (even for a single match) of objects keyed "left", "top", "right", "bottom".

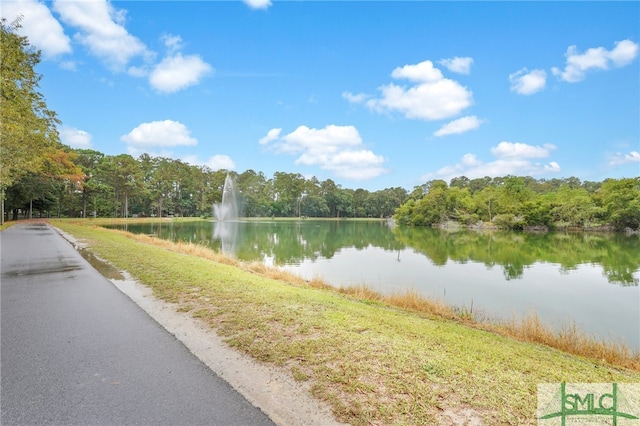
[
  {"left": 240, "top": 222, "right": 639, "bottom": 286},
  {"left": 104, "top": 220, "right": 639, "bottom": 348},
  {"left": 213, "top": 220, "right": 239, "bottom": 256},
  {"left": 109, "top": 220, "right": 640, "bottom": 286},
  {"left": 393, "top": 227, "right": 640, "bottom": 286}
]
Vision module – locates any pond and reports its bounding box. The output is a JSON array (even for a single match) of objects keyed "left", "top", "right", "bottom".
[{"left": 107, "top": 219, "right": 640, "bottom": 349}]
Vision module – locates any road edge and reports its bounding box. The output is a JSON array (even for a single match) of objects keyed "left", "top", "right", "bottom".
[{"left": 53, "top": 225, "right": 347, "bottom": 426}]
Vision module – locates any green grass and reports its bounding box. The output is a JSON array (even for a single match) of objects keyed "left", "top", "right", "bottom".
[
  {"left": 0, "top": 220, "right": 19, "bottom": 231},
  {"left": 52, "top": 219, "right": 640, "bottom": 425}
]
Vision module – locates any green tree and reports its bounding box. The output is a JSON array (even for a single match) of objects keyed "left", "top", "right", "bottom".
[
  {"left": 597, "top": 178, "right": 640, "bottom": 231},
  {"left": 352, "top": 188, "right": 369, "bottom": 217},
  {"left": 144, "top": 157, "right": 175, "bottom": 217},
  {"left": 321, "top": 179, "right": 341, "bottom": 217},
  {"left": 446, "top": 186, "right": 476, "bottom": 224},
  {"left": 272, "top": 172, "right": 305, "bottom": 217},
  {"left": 4, "top": 149, "right": 83, "bottom": 219},
  {"left": 300, "top": 195, "right": 330, "bottom": 217},
  {"left": 74, "top": 149, "right": 106, "bottom": 217},
  {"left": 237, "top": 169, "right": 271, "bottom": 217},
  {"left": 449, "top": 175, "right": 470, "bottom": 189},
  {"left": 412, "top": 180, "right": 448, "bottom": 225},
  {"left": 0, "top": 18, "right": 65, "bottom": 223},
  {"left": 474, "top": 185, "right": 498, "bottom": 223},
  {"left": 498, "top": 176, "right": 532, "bottom": 214},
  {"left": 169, "top": 159, "right": 199, "bottom": 217},
  {"left": 394, "top": 199, "right": 416, "bottom": 225},
  {"left": 4, "top": 173, "right": 56, "bottom": 219},
  {"left": 548, "top": 186, "right": 601, "bottom": 228},
  {"left": 97, "top": 154, "right": 144, "bottom": 218},
  {"left": 468, "top": 176, "right": 493, "bottom": 193}
]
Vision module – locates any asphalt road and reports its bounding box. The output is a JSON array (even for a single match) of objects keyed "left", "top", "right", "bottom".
[{"left": 1, "top": 222, "right": 274, "bottom": 426}]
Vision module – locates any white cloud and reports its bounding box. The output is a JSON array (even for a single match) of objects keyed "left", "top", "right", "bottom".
[
  {"left": 144, "top": 33, "right": 213, "bottom": 93},
  {"left": 243, "top": 0, "right": 272, "bottom": 9},
  {"left": 207, "top": 155, "right": 236, "bottom": 171},
  {"left": 509, "top": 68, "right": 547, "bottom": 95},
  {"left": 545, "top": 162, "right": 561, "bottom": 173},
  {"left": 609, "top": 151, "right": 640, "bottom": 166},
  {"left": 359, "top": 60, "right": 473, "bottom": 121},
  {"left": 552, "top": 39, "right": 639, "bottom": 83},
  {"left": 422, "top": 141, "right": 560, "bottom": 182},
  {"left": 0, "top": 0, "right": 71, "bottom": 59},
  {"left": 342, "top": 91, "right": 369, "bottom": 104},
  {"left": 181, "top": 154, "right": 235, "bottom": 171},
  {"left": 149, "top": 53, "right": 213, "bottom": 93},
  {"left": 53, "top": 0, "right": 150, "bottom": 70},
  {"left": 59, "top": 126, "right": 92, "bottom": 148},
  {"left": 461, "top": 153, "right": 482, "bottom": 167},
  {"left": 391, "top": 60, "right": 443, "bottom": 82},
  {"left": 161, "top": 34, "right": 184, "bottom": 54},
  {"left": 434, "top": 116, "right": 483, "bottom": 137},
  {"left": 127, "top": 147, "right": 174, "bottom": 159},
  {"left": 258, "top": 128, "right": 282, "bottom": 145},
  {"left": 491, "top": 141, "right": 556, "bottom": 159},
  {"left": 259, "top": 124, "right": 387, "bottom": 180},
  {"left": 59, "top": 60, "right": 77, "bottom": 71},
  {"left": 438, "top": 57, "right": 473, "bottom": 75},
  {"left": 281, "top": 125, "right": 362, "bottom": 153},
  {"left": 127, "top": 65, "right": 148, "bottom": 78},
  {"left": 10, "top": 1, "right": 212, "bottom": 92},
  {"left": 325, "top": 150, "right": 387, "bottom": 180},
  {"left": 608, "top": 39, "right": 639, "bottom": 66},
  {"left": 120, "top": 120, "right": 198, "bottom": 148}
]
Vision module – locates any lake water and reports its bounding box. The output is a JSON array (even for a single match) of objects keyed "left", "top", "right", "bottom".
[{"left": 108, "top": 220, "right": 640, "bottom": 349}]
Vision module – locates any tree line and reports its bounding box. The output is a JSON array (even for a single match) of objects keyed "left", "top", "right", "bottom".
[
  {"left": 2, "top": 19, "right": 638, "bottom": 231},
  {"left": 9, "top": 141, "right": 638, "bottom": 233},
  {"left": 4, "top": 149, "right": 409, "bottom": 221},
  {"left": 394, "top": 176, "right": 640, "bottom": 232}
]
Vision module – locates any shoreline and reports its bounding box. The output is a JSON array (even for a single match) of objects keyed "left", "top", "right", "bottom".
[
  {"left": 7, "top": 216, "right": 637, "bottom": 235},
  {"left": 432, "top": 219, "right": 638, "bottom": 234}
]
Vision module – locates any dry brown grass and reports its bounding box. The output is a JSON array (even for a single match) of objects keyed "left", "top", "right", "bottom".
[
  {"left": 384, "top": 289, "right": 459, "bottom": 320},
  {"left": 125, "top": 231, "right": 240, "bottom": 266},
  {"left": 495, "top": 312, "right": 640, "bottom": 371},
  {"left": 106, "top": 226, "right": 640, "bottom": 371},
  {"left": 244, "top": 261, "right": 308, "bottom": 284}
]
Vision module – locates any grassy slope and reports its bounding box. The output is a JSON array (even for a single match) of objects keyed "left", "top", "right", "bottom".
[{"left": 52, "top": 220, "right": 640, "bottom": 425}]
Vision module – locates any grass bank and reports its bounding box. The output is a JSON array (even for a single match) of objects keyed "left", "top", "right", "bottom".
[{"left": 52, "top": 219, "right": 640, "bottom": 425}]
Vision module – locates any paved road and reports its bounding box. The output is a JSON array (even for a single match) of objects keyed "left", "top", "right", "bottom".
[{"left": 1, "top": 222, "right": 274, "bottom": 426}]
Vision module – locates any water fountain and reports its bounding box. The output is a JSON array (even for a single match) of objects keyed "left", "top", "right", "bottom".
[
  {"left": 213, "top": 174, "right": 240, "bottom": 221},
  {"left": 213, "top": 174, "right": 241, "bottom": 256}
]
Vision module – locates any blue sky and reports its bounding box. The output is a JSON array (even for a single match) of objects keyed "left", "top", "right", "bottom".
[{"left": 2, "top": 0, "right": 639, "bottom": 191}]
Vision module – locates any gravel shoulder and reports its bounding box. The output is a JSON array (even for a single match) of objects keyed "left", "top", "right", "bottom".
[{"left": 55, "top": 226, "right": 346, "bottom": 426}]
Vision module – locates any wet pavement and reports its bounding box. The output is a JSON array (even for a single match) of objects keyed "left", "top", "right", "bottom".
[{"left": 1, "top": 222, "right": 274, "bottom": 426}]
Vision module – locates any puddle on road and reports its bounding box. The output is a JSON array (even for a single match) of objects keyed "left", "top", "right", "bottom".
[
  {"left": 77, "top": 248, "right": 125, "bottom": 281},
  {"left": 25, "top": 225, "right": 49, "bottom": 230},
  {"left": 2, "top": 262, "right": 83, "bottom": 277},
  {"left": 25, "top": 224, "right": 53, "bottom": 235}
]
